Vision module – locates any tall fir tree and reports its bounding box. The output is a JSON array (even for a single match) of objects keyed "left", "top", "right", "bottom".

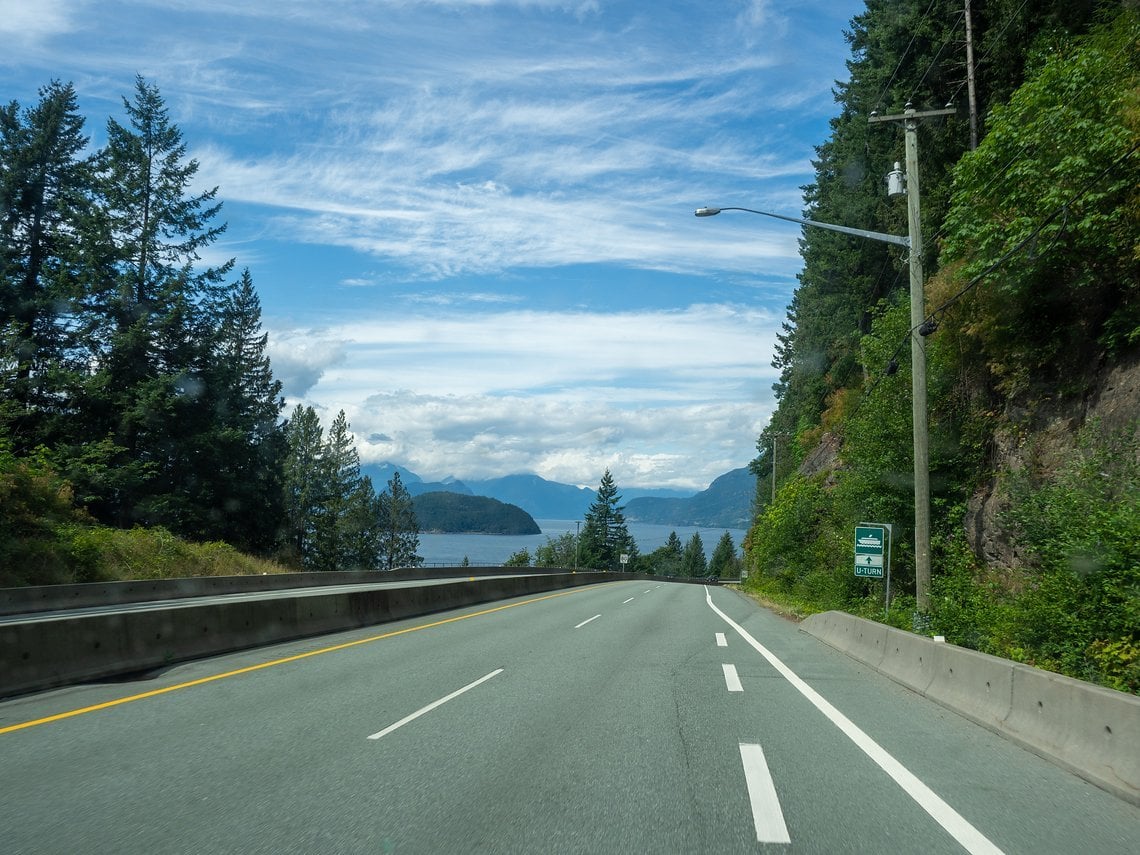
[
  {"left": 310, "top": 409, "right": 363, "bottom": 572},
  {"left": 0, "top": 81, "right": 92, "bottom": 448},
  {"left": 73, "top": 76, "right": 233, "bottom": 532},
  {"left": 580, "top": 469, "right": 637, "bottom": 571},
  {"left": 204, "top": 268, "right": 285, "bottom": 552},
  {"left": 708, "top": 531, "right": 740, "bottom": 578},
  {"left": 681, "top": 532, "right": 707, "bottom": 578},
  {"left": 378, "top": 471, "right": 421, "bottom": 570},
  {"left": 281, "top": 404, "right": 325, "bottom": 567},
  {"left": 342, "top": 475, "right": 384, "bottom": 571}
]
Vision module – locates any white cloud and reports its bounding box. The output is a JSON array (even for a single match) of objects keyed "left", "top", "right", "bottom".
[
  {"left": 0, "top": 0, "right": 78, "bottom": 43},
  {"left": 345, "top": 390, "right": 766, "bottom": 490},
  {"left": 266, "top": 331, "right": 349, "bottom": 398},
  {"left": 270, "top": 301, "right": 779, "bottom": 489}
]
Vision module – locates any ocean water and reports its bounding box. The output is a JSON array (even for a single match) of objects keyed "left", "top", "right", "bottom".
[{"left": 417, "top": 519, "right": 749, "bottom": 567}]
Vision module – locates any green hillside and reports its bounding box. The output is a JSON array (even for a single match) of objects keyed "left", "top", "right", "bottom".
[{"left": 744, "top": 4, "right": 1139, "bottom": 693}]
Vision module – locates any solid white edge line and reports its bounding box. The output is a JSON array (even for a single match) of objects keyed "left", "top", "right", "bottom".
[
  {"left": 739, "top": 742, "right": 792, "bottom": 844},
  {"left": 722, "top": 663, "right": 744, "bottom": 692},
  {"left": 367, "top": 668, "right": 504, "bottom": 741},
  {"left": 574, "top": 614, "right": 602, "bottom": 629},
  {"left": 703, "top": 587, "right": 1005, "bottom": 855},
  {"left": 716, "top": 632, "right": 728, "bottom": 647}
]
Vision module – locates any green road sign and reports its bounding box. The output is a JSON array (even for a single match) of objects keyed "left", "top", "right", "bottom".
[{"left": 854, "top": 525, "right": 886, "bottom": 578}]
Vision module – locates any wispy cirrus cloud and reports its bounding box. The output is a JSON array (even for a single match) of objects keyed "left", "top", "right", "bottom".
[
  {"left": 0, "top": 0, "right": 79, "bottom": 43},
  {"left": 3, "top": 0, "right": 864, "bottom": 489}
]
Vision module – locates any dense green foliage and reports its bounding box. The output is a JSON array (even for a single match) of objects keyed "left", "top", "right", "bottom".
[
  {"left": 503, "top": 548, "right": 533, "bottom": 567},
  {"left": 744, "top": 3, "right": 1139, "bottom": 691},
  {"left": 641, "top": 530, "right": 684, "bottom": 576},
  {"left": 413, "top": 491, "right": 540, "bottom": 535},
  {"left": 534, "top": 530, "right": 581, "bottom": 568},
  {"left": 1, "top": 79, "right": 419, "bottom": 579},
  {"left": 0, "top": 441, "right": 283, "bottom": 586}
]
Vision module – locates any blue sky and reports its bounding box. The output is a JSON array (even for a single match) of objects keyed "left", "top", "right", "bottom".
[{"left": 2, "top": 0, "right": 864, "bottom": 491}]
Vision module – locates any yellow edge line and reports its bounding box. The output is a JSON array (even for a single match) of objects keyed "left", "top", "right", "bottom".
[{"left": 1, "top": 586, "right": 588, "bottom": 736}]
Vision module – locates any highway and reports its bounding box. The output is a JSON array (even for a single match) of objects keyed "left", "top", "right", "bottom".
[{"left": 1, "top": 581, "right": 1137, "bottom": 853}]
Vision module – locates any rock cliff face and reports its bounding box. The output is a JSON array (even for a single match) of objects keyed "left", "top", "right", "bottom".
[
  {"left": 798, "top": 432, "right": 843, "bottom": 482},
  {"left": 789, "top": 349, "right": 1140, "bottom": 572},
  {"left": 964, "top": 349, "right": 1140, "bottom": 569}
]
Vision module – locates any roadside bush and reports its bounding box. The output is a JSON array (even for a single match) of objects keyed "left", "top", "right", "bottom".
[
  {"left": 929, "top": 532, "right": 1016, "bottom": 653},
  {"left": 503, "top": 548, "right": 532, "bottom": 567},
  {"left": 1, "top": 441, "right": 287, "bottom": 585},
  {"left": 1001, "top": 423, "right": 1139, "bottom": 689}
]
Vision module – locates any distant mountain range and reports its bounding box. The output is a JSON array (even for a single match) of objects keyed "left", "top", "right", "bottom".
[
  {"left": 623, "top": 467, "right": 756, "bottom": 529},
  {"left": 360, "top": 463, "right": 754, "bottom": 529}
]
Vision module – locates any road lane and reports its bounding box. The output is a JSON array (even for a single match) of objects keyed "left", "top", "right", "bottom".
[
  {"left": 705, "top": 585, "right": 1139, "bottom": 854},
  {"left": 1, "top": 581, "right": 1137, "bottom": 854}
]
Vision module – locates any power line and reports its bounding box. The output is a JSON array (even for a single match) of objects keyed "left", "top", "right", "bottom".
[
  {"left": 946, "top": 0, "right": 1032, "bottom": 106},
  {"left": 873, "top": 0, "right": 942, "bottom": 111},
  {"left": 908, "top": 10, "right": 965, "bottom": 104}
]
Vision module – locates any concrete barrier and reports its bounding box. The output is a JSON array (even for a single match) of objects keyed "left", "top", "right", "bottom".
[
  {"left": 925, "top": 642, "right": 1014, "bottom": 731},
  {"left": 0, "top": 572, "right": 613, "bottom": 699},
  {"left": 1002, "top": 664, "right": 1140, "bottom": 804},
  {"left": 0, "top": 566, "right": 583, "bottom": 616},
  {"left": 800, "top": 610, "right": 1140, "bottom": 806},
  {"left": 877, "top": 625, "right": 937, "bottom": 694}
]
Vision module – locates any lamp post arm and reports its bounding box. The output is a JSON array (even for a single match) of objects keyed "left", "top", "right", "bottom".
[{"left": 695, "top": 206, "right": 909, "bottom": 248}]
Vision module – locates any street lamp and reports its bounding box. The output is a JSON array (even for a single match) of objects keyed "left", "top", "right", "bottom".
[
  {"left": 694, "top": 206, "right": 908, "bottom": 247},
  {"left": 697, "top": 104, "right": 951, "bottom": 614}
]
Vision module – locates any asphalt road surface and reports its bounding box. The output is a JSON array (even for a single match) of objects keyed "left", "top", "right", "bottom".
[{"left": 2, "top": 581, "right": 1137, "bottom": 853}]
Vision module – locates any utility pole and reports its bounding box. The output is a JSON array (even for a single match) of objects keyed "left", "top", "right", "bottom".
[
  {"left": 869, "top": 102, "right": 954, "bottom": 614},
  {"left": 964, "top": 0, "right": 979, "bottom": 149},
  {"left": 770, "top": 431, "right": 790, "bottom": 504},
  {"left": 771, "top": 435, "right": 777, "bottom": 504}
]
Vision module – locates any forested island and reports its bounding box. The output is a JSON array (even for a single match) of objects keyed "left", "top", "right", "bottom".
[{"left": 412, "top": 492, "right": 541, "bottom": 535}]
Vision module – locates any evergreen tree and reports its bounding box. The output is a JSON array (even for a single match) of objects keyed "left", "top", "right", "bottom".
[
  {"left": 681, "top": 532, "right": 707, "bottom": 578},
  {"left": 580, "top": 469, "right": 638, "bottom": 570},
  {"left": 281, "top": 404, "right": 324, "bottom": 567},
  {"left": 644, "top": 531, "right": 683, "bottom": 576},
  {"left": 73, "top": 76, "right": 232, "bottom": 532},
  {"left": 310, "top": 409, "right": 363, "bottom": 571},
  {"left": 204, "top": 268, "right": 286, "bottom": 552},
  {"left": 0, "top": 81, "right": 92, "bottom": 448},
  {"left": 342, "top": 475, "right": 383, "bottom": 571},
  {"left": 709, "top": 531, "right": 741, "bottom": 578},
  {"left": 378, "top": 471, "right": 421, "bottom": 570}
]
